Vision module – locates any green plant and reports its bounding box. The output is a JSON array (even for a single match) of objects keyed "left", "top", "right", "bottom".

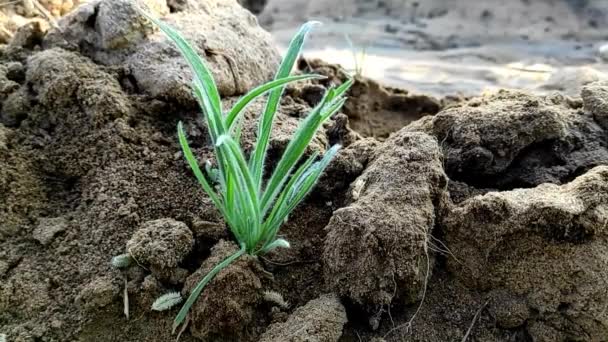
[
  {"left": 345, "top": 33, "right": 368, "bottom": 78},
  {"left": 141, "top": 14, "right": 352, "bottom": 333}
]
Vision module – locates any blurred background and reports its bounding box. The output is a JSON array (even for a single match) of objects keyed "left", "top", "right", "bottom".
[
  {"left": 2, "top": 0, "right": 607, "bottom": 97},
  {"left": 250, "top": 0, "right": 608, "bottom": 97}
]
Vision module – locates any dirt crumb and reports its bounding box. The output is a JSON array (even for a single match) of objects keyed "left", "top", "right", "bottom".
[
  {"left": 76, "top": 275, "right": 121, "bottom": 311},
  {"left": 32, "top": 216, "right": 69, "bottom": 246}
]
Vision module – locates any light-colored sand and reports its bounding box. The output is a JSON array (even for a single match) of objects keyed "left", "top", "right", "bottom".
[{"left": 260, "top": 0, "right": 608, "bottom": 97}]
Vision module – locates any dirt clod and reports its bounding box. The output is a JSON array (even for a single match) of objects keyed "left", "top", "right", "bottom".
[
  {"left": 259, "top": 293, "right": 347, "bottom": 342},
  {"left": 32, "top": 216, "right": 68, "bottom": 246},
  {"left": 582, "top": 80, "right": 608, "bottom": 130},
  {"left": 409, "top": 90, "right": 608, "bottom": 190},
  {"left": 43, "top": 0, "right": 281, "bottom": 105},
  {"left": 127, "top": 218, "right": 194, "bottom": 270},
  {"left": 443, "top": 166, "right": 608, "bottom": 340},
  {"left": 323, "top": 131, "right": 448, "bottom": 309},
  {"left": 76, "top": 276, "right": 121, "bottom": 311},
  {"left": 184, "top": 240, "right": 263, "bottom": 341}
]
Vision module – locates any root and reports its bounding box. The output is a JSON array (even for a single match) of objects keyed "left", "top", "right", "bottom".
[
  {"left": 175, "top": 316, "right": 190, "bottom": 342},
  {"left": 383, "top": 244, "right": 431, "bottom": 338},
  {"left": 382, "top": 221, "right": 452, "bottom": 338},
  {"left": 461, "top": 300, "right": 489, "bottom": 342},
  {"left": 123, "top": 277, "right": 129, "bottom": 319},
  {"left": 260, "top": 255, "right": 319, "bottom": 267},
  {"left": 428, "top": 235, "right": 462, "bottom": 265}
]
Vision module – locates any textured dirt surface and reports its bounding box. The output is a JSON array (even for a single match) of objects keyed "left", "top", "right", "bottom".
[
  {"left": 297, "top": 58, "right": 443, "bottom": 140},
  {"left": 259, "top": 293, "right": 347, "bottom": 342},
  {"left": 407, "top": 89, "right": 608, "bottom": 192},
  {"left": 441, "top": 166, "right": 608, "bottom": 340},
  {"left": 1, "top": 0, "right": 608, "bottom": 341},
  {"left": 323, "top": 131, "right": 448, "bottom": 309},
  {"left": 184, "top": 240, "right": 264, "bottom": 341}
]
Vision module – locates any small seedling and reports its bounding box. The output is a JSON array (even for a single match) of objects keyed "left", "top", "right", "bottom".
[
  {"left": 141, "top": 12, "right": 352, "bottom": 333},
  {"left": 345, "top": 34, "right": 368, "bottom": 78}
]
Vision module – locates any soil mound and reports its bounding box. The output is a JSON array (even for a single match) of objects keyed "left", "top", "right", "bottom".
[{"left": 1, "top": 0, "right": 607, "bottom": 341}]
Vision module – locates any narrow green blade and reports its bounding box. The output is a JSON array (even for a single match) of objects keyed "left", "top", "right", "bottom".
[
  {"left": 177, "top": 122, "right": 225, "bottom": 216},
  {"left": 140, "top": 11, "right": 222, "bottom": 118},
  {"left": 249, "top": 21, "right": 321, "bottom": 188},
  {"left": 215, "top": 134, "right": 262, "bottom": 249},
  {"left": 259, "top": 150, "right": 319, "bottom": 249},
  {"left": 172, "top": 245, "right": 246, "bottom": 333},
  {"left": 260, "top": 81, "right": 352, "bottom": 215},
  {"left": 261, "top": 145, "right": 340, "bottom": 249},
  {"left": 226, "top": 74, "right": 323, "bottom": 130}
]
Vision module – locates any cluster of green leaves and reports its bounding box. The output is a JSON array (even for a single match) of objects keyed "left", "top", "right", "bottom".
[{"left": 142, "top": 14, "right": 352, "bottom": 333}]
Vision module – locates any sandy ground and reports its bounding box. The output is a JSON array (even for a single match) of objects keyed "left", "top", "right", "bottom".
[
  {"left": 260, "top": 0, "right": 608, "bottom": 97},
  {"left": 2, "top": 1, "right": 608, "bottom": 341}
]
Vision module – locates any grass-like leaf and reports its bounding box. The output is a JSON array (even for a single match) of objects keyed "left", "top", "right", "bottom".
[
  {"left": 249, "top": 21, "right": 321, "bottom": 188},
  {"left": 140, "top": 11, "right": 351, "bottom": 333}
]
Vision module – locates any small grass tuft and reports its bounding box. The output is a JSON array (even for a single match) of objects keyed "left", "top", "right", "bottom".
[
  {"left": 345, "top": 34, "right": 368, "bottom": 78},
  {"left": 140, "top": 12, "right": 352, "bottom": 333}
]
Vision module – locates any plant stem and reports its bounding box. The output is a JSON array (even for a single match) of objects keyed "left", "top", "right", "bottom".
[{"left": 172, "top": 244, "right": 247, "bottom": 333}]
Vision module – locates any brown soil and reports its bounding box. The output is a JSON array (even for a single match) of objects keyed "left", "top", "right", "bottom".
[
  {"left": 297, "top": 58, "right": 443, "bottom": 140},
  {"left": 1, "top": 0, "right": 608, "bottom": 342}
]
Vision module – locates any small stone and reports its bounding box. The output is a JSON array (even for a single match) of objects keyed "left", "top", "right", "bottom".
[
  {"left": 95, "top": 0, "right": 168, "bottom": 50},
  {"left": 33, "top": 217, "right": 68, "bottom": 246},
  {"left": 50, "top": 319, "right": 63, "bottom": 329}
]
